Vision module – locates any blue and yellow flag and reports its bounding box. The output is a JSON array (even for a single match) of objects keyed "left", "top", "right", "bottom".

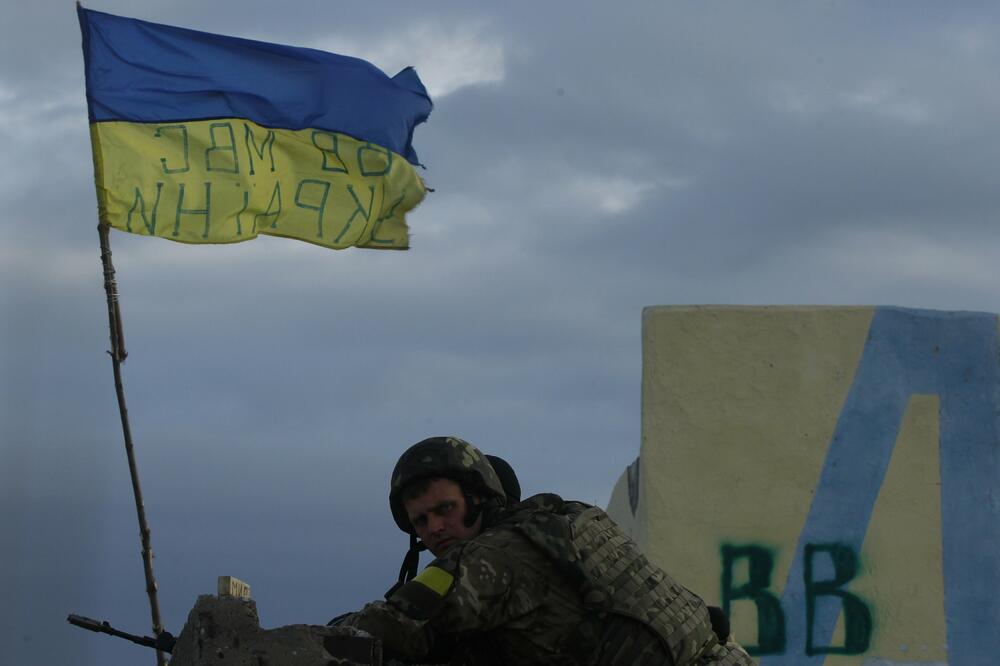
[{"left": 78, "top": 6, "right": 432, "bottom": 250}]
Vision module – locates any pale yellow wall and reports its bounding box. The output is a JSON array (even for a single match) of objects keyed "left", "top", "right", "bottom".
[
  {"left": 638, "top": 306, "right": 873, "bottom": 596},
  {"left": 605, "top": 305, "right": 981, "bottom": 665}
]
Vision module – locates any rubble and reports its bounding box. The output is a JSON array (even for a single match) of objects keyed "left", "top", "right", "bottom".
[{"left": 170, "top": 591, "right": 380, "bottom": 666}]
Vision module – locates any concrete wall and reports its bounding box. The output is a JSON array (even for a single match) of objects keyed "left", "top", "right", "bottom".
[{"left": 607, "top": 306, "right": 1000, "bottom": 666}]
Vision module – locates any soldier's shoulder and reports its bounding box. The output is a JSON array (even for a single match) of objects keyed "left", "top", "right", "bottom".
[
  {"left": 448, "top": 519, "right": 550, "bottom": 569},
  {"left": 419, "top": 528, "right": 524, "bottom": 574},
  {"left": 468, "top": 521, "right": 535, "bottom": 554}
]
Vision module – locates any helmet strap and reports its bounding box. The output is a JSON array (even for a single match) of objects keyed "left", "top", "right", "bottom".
[
  {"left": 462, "top": 491, "right": 483, "bottom": 528},
  {"left": 384, "top": 533, "right": 426, "bottom": 599}
]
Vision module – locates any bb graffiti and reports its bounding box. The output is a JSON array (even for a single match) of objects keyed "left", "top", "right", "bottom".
[{"left": 721, "top": 543, "right": 873, "bottom": 657}]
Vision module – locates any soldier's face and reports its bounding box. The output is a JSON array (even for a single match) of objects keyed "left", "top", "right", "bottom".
[{"left": 404, "top": 477, "right": 483, "bottom": 557}]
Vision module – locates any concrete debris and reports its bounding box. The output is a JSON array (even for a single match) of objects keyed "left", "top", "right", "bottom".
[{"left": 169, "top": 595, "right": 382, "bottom": 666}]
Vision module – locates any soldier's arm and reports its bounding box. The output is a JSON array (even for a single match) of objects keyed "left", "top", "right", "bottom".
[
  {"left": 339, "top": 548, "right": 474, "bottom": 660},
  {"left": 341, "top": 541, "right": 530, "bottom": 659},
  {"left": 338, "top": 599, "right": 436, "bottom": 661}
]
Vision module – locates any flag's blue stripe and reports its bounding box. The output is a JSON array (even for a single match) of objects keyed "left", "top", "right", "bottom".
[{"left": 78, "top": 7, "right": 432, "bottom": 165}]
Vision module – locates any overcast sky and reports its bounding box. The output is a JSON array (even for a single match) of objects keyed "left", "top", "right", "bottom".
[{"left": 3, "top": 2, "right": 1000, "bottom": 664}]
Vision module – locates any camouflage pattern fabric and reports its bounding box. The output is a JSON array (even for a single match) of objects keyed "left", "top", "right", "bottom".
[
  {"left": 508, "top": 495, "right": 752, "bottom": 665},
  {"left": 343, "top": 494, "right": 753, "bottom": 665}
]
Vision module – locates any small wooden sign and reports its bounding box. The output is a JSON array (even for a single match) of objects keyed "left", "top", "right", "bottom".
[{"left": 217, "top": 575, "right": 251, "bottom": 600}]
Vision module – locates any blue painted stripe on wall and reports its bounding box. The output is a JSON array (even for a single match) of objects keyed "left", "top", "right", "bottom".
[{"left": 760, "top": 306, "right": 1000, "bottom": 665}]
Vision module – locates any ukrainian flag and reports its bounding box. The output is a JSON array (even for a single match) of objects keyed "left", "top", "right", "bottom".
[{"left": 78, "top": 6, "right": 432, "bottom": 250}]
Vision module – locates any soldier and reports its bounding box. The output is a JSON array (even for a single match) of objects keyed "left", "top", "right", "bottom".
[{"left": 339, "top": 436, "right": 753, "bottom": 665}]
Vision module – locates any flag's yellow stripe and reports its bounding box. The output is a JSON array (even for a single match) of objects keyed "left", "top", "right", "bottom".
[{"left": 91, "top": 119, "right": 425, "bottom": 250}]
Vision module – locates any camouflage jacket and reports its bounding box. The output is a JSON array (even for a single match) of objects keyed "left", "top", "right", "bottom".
[{"left": 342, "top": 494, "right": 752, "bottom": 665}]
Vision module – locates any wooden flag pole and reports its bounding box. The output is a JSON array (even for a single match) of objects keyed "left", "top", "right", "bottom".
[{"left": 98, "top": 223, "right": 168, "bottom": 666}]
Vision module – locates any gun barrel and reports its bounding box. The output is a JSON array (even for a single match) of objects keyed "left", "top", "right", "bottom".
[{"left": 67, "top": 614, "right": 163, "bottom": 651}]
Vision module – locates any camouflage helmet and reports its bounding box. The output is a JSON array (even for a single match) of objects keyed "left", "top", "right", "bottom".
[{"left": 389, "top": 436, "right": 507, "bottom": 534}]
